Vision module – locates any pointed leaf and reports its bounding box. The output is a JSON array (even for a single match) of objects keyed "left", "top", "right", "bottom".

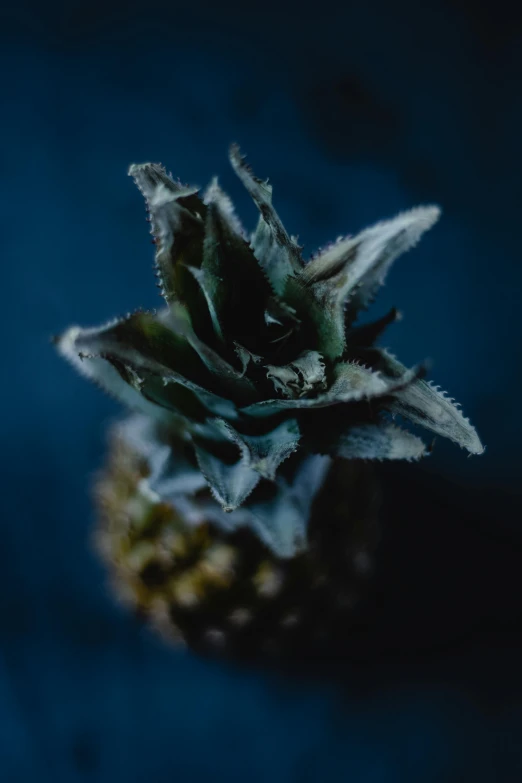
[
  {"left": 128, "top": 162, "right": 206, "bottom": 218},
  {"left": 298, "top": 206, "right": 440, "bottom": 358},
  {"left": 196, "top": 453, "right": 331, "bottom": 557},
  {"left": 193, "top": 442, "right": 261, "bottom": 512},
  {"left": 144, "top": 444, "right": 207, "bottom": 499},
  {"left": 201, "top": 199, "right": 273, "bottom": 347},
  {"left": 163, "top": 376, "right": 240, "bottom": 421},
  {"left": 212, "top": 418, "right": 301, "bottom": 480},
  {"left": 202, "top": 176, "right": 247, "bottom": 238},
  {"left": 73, "top": 305, "right": 256, "bottom": 406},
  {"left": 69, "top": 310, "right": 208, "bottom": 384},
  {"left": 345, "top": 307, "right": 402, "bottom": 348},
  {"left": 376, "top": 350, "right": 484, "bottom": 454},
  {"left": 242, "top": 453, "right": 331, "bottom": 557},
  {"left": 149, "top": 183, "right": 205, "bottom": 306},
  {"left": 55, "top": 327, "right": 169, "bottom": 420},
  {"left": 58, "top": 313, "right": 243, "bottom": 421},
  {"left": 182, "top": 264, "right": 226, "bottom": 343},
  {"left": 160, "top": 304, "right": 258, "bottom": 403},
  {"left": 136, "top": 365, "right": 240, "bottom": 422},
  {"left": 229, "top": 144, "right": 303, "bottom": 294},
  {"left": 130, "top": 164, "right": 206, "bottom": 306},
  {"left": 162, "top": 452, "right": 331, "bottom": 557},
  {"left": 137, "top": 373, "right": 209, "bottom": 422},
  {"left": 117, "top": 415, "right": 207, "bottom": 498},
  {"left": 197, "top": 176, "right": 257, "bottom": 343}
]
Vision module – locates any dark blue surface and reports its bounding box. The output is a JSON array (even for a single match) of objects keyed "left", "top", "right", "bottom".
[{"left": 1, "top": 1, "right": 522, "bottom": 780}]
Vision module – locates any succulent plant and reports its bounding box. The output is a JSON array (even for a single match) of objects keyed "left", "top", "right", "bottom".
[{"left": 56, "top": 145, "right": 483, "bottom": 658}]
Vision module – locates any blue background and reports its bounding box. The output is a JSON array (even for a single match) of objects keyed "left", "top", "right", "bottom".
[{"left": 1, "top": 0, "right": 522, "bottom": 780}]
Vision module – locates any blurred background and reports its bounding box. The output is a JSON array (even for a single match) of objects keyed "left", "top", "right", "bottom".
[{"left": 1, "top": 0, "right": 522, "bottom": 780}]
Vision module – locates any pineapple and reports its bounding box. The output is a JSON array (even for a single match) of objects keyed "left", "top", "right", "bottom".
[{"left": 56, "top": 145, "right": 483, "bottom": 660}]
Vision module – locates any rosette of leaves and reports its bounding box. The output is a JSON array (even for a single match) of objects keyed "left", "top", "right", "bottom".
[{"left": 56, "top": 146, "right": 483, "bottom": 658}]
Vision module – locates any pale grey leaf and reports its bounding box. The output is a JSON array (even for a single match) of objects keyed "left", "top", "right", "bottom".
[
  {"left": 229, "top": 143, "right": 303, "bottom": 294},
  {"left": 378, "top": 350, "right": 484, "bottom": 455},
  {"left": 58, "top": 314, "right": 241, "bottom": 421},
  {"left": 128, "top": 162, "right": 199, "bottom": 202},
  {"left": 146, "top": 183, "right": 204, "bottom": 305},
  {"left": 193, "top": 442, "right": 261, "bottom": 512},
  {"left": 245, "top": 454, "right": 331, "bottom": 557},
  {"left": 265, "top": 350, "right": 327, "bottom": 399},
  {"left": 301, "top": 206, "right": 440, "bottom": 291},
  {"left": 202, "top": 176, "right": 247, "bottom": 239},
  {"left": 197, "top": 453, "right": 330, "bottom": 557},
  {"left": 55, "top": 326, "right": 169, "bottom": 420},
  {"left": 298, "top": 206, "right": 440, "bottom": 358},
  {"left": 212, "top": 418, "right": 301, "bottom": 480},
  {"left": 336, "top": 422, "right": 427, "bottom": 461},
  {"left": 117, "top": 415, "right": 207, "bottom": 499}
]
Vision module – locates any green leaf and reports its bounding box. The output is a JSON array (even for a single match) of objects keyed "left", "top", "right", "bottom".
[
  {"left": 152, "top": 451, "right": 331, "bottom": 557},
  {"left": 118, "top": 415, "right": 207, "bottom": 498},
  {"left": 202, "top": 176, "right": 247, "bottom": 238},
  {"left": 193, "top": 441, "right": 261, "bottom": 512},
  {"left": 376, "top": 350, "right": 484, "bottom": 455},
  {"left": 161, "top": 375, "right": 240, "bottom": 421},
  {"left": 137, "top": 374, "right": 209, "bottom": 422},
  {"left": 200, "top": 197, "right": 273, "bottom": 349},
  {"left": 182, "top": 264, "right": 226, "bottom": 343},
  {"left": 229, "top": 144, "right": 303, "bottom": 295},
  {"left": 160, "top": 303, "right": 258, "bottom": 404},
  {"left": 55, "top": 327, "right": 169, "bottom": 420},
  {"left": 335, "top": 422, "right": 427, "bottom": 461},
  {"left": 297, "top": 206, "right": 441, "bottom": 359},
  {"left": 69, "top": 310, "right": 207, "bottom": 382},
  {"left": 129, "top": 164, "right": 206, "bottom": 307},
  {"left": 187, "top": 176, "right": 251, "bottom": 344},
  {"left": 238, "top": 454, "right": 331, "bottom": 557},
  {"left": 128, "top": 161, "right": 206, "bottom": 219},
  {"left": 58, "top": 312, "right": 244, "bottom": 421},
  {"left": 135, "top": 363, "right": 241, "bottom": 422},
  {"left": 211, "top": 418, "right": 301, "bottom": 480},
  {"left": 190, "top": 417, "right": 301, "bottom": 513}
]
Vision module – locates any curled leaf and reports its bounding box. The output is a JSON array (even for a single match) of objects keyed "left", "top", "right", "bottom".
[{"left": 265, "top": 350, "right": 327, "bottom": 399}]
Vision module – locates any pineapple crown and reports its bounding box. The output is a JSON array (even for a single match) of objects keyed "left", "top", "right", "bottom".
[{"left": 56, "top": 145, "right": 483, "bottom": 557}]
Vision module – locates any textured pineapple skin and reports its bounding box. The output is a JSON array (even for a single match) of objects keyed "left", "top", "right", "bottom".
[{"left": 95, "top": 428, "right": 381, "bottom": 661}]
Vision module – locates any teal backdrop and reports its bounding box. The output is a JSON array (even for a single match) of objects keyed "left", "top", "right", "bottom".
[{"left": 1, "top": 1, "right": 521, "bottom": 780}]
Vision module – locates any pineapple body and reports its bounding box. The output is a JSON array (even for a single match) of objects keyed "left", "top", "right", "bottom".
[
  {"left": 96, "top": 421, "right": 380, "bottom": 659},
  {"left": 57, "top": 146, "right": 483, "bottom": 657}
]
